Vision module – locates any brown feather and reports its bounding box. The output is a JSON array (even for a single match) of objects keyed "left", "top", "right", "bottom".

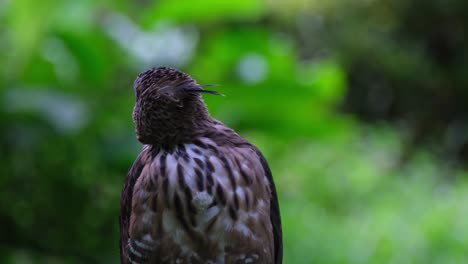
[{"left": 120, "top": 67, "right": 282, "bottom": 264}]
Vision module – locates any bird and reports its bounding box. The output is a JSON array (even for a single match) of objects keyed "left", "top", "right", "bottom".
[{"left": 119, "top": 67, "right": 282, "bottom": 264}]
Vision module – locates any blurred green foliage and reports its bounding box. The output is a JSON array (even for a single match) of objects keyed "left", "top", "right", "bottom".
[{"left": 1, "top": 0, "right": 468, "bottom": 263}]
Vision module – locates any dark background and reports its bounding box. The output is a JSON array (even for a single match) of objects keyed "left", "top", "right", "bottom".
[{"left": 1, "top": 0, "right": 468, "bottom": 263}]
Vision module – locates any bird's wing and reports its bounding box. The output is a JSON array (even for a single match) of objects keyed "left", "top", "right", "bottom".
[
  {"left": 119, "top": 147, "right": 154, "bottom": 264},
  {"left": 253, "top": 147, "right": 283, "bottom": 264},
  {"left": 212, "top": 121, "right": 283, "bottom": 263}
]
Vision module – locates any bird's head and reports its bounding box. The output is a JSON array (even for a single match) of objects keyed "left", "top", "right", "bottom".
[
  {"left": 134, "top": 67, "right": 221, "bottom": 103},
  {"left": 132, "top": 67, "right": 220, "bottom": 146}
]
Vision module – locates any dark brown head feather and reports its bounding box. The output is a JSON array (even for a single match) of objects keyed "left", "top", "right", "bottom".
[
  {"left": 183, "top": 87, "right": 224, "bottom": 96},
  {"left": 134, "top": 67, "right": 222, "bottom": 98},
  {"left": 134, "top": 67, "right": 194, "bottom": 98},
  {"left": 132, "top": 67, "right": 218, "bottom": 147}
]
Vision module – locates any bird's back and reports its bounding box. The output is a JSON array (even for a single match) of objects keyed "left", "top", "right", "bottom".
[{"left": 120, "top": 124, "right": 281, "bottom": 263}]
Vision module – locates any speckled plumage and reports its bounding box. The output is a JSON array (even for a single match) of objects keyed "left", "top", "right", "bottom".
[{"left": 120, "top": 67, "right": 282, "bottom": 264}]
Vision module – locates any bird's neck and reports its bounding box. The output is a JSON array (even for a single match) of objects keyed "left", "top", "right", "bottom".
[{"left": 135, "top": 96, "right": 216, "bottom": 149}]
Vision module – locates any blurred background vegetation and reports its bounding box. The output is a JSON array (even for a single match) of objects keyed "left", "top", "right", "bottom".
[{"left": 1, "top": 0, "right": 468, "bottom": 263}]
